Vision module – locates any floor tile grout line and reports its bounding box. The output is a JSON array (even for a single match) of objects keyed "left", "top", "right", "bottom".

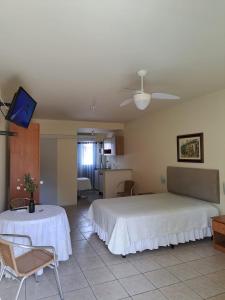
[
  {"left": 86, "top": 245, "right": 164, "bottom": 297},
  {"left": 164, "top": 265, "right": 201, "bottom": 282},
  {"left": 179, "top": 280, "right": 208, "bottom": 299},
  {"left": 74, "top": 232, "right": 108, "bottom": 300},
  {"left": 75, "top": 227, "right": 130, "bottom": 299},
  {"left": 70, "top": 249, "right": 98, "bottom": 300},
  {"left": 182, "top": 273, "right": 225, "bottom": 300},
  {"left": 69, "top": 253, "right": 225, "bottom": 299},
  {"left": 71, "top": 237, "right": 225, "bottom": 296}
]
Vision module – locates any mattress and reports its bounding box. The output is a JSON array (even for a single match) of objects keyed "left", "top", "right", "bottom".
[
  {"left": 77, "top": 177, "right": 92, "bottom": 191},
  {"left": 88, "top": 193, "right": 219, "bottom": 255}
]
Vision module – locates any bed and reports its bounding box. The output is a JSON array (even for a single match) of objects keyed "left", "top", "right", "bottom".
[
  {"left": 88, "top": 167, "right": 220, "bottom": 255},
  {"left": 77, "top": 177, "right": 92, "bottom": 191}
]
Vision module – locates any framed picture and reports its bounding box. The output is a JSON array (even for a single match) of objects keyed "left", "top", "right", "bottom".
[{"left": 177, "top": 133, "right": 204, "bottom": 163}]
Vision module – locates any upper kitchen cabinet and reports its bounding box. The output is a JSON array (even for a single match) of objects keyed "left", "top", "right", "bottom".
[
  {"left": 112, "top": 136, "right": 124, "bottom": 155},
  {"left": 103, "top": 136, "right": 124, "bottom": 156}
]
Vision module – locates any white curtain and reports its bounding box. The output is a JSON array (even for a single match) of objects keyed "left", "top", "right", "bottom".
[{"left": 77, "top": 142, "right": 97, "bottom": 185}]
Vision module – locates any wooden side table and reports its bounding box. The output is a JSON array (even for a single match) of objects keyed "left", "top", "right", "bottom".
[{"left": 212, "top": 215, "right": 225, "bottom": 253}]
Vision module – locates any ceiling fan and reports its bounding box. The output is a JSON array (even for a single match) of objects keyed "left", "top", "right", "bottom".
[{"left": 120, "top": 70, "right": 180, "bottom": 110}]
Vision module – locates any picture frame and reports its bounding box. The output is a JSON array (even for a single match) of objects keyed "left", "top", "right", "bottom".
[{"left": 177, "top": 132, "right": 204, "bottom": 163}]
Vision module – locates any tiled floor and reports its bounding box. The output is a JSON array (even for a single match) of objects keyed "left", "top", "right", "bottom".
[{"left": 1, "top": 196, "right": 225, "bottom": 300}]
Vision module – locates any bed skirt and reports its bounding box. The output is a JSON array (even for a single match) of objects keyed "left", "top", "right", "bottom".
[{"left": 91, "top": 220, "right": 212, "bottom": 255}]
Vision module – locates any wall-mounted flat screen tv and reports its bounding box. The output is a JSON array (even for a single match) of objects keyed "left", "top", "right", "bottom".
[{"left": 6, "top": 87, "right": 37, "bottom": 128}]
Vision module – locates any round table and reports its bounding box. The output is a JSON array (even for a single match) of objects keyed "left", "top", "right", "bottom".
[{"left": 0, "top": 205, "right": 72, "bottom": 261}]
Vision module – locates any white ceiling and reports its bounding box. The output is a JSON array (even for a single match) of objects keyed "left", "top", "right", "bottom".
[{"left": 0, "top": 0, "right": 225, "bottom": 122}]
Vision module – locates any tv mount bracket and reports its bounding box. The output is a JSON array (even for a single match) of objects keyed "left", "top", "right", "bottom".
[
  {"left": 0, "top": 131, "right": 16, "bottom": 136},
  {"left": 0, "top": 99, "right": 16, "bottom": 136},
  {"left": 0, "top": 99, "right": 10, "bottom": 116},
  {"left": 0, "top": 101, "right": 10, "bottom": 107}
]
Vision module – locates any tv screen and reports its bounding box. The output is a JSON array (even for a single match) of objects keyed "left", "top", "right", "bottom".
[{"left": 6, "top": 87, "right": 37, "bottom": 128}]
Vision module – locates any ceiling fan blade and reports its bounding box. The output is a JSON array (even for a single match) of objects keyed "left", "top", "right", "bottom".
[
  {"left": 120, "top": 98, "right": 133, "bottom": 107},
  {"left": 151, "top": 93, "right": 180, "bottom": 100}
]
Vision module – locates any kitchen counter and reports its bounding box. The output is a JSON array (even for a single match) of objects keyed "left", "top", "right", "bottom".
[
  {"left": 97, "top": 169, "right": 133, "bottom": 198},
  {"left": 95, "top": 169, "right": 133, "bottom": 197}
]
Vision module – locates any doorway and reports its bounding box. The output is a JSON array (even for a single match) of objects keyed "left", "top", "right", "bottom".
[
  {"left": 76, "top": 127, "right": 124, "bottom": 204},
  {"left": 40, "top": 138, "right": 58, "bottom": 205},
  {"left": 77, "top": 130, "right": 102, "bottom": 203}
]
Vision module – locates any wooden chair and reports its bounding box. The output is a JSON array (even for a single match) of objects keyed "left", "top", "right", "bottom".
[
  {"left": 9, "top": 198, "right": 30, "bottom": 209},
  {"left": 0, "top": 234, "right": 64, "bottom": 300},
  {"left": 117, "top": 180, "right": 135, "bottom": 197}
]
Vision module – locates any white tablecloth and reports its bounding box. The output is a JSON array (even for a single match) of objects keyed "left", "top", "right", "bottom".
[{"left": 0, "top": 205, "right": 72, "bottom": 261}]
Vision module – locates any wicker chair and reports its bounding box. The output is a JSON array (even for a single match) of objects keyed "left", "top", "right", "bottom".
[
  {"left": 116, "top": 180, "right": 135, "bottom": 197},
  {"left": 9, "top": 198, "right": 31, "bottom": 209},
  {"left": 0, "top": 234, "right": 64, "bottom": 300}
]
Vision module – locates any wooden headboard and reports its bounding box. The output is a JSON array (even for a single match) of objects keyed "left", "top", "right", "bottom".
[{"left": 167, "top": 166, "right": 220, "bottom": 203}]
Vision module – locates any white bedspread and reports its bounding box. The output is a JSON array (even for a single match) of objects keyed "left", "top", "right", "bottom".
[
  {"left": 77, "top": 177, "right": 92, "bottom": 191},
  {"left": 88, "top": 193, "right": 219, "bottom": 255}
]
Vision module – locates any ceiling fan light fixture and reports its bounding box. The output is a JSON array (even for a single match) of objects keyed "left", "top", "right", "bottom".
[{"left": 133, "top": 93, "right": 151, "bottom": 110}]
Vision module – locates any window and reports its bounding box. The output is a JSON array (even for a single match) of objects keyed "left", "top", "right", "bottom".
[{"left": 81, "top": 143, "right": 94, "bottom": 166}]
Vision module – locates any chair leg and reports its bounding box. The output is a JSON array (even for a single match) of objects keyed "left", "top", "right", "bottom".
[
  {"left": 53, "top": 265, "right": 64, "bottom": 300},
  {"left": 0, "top": 265, "right": 6, "bottom": 282},
  {"left": 15, "top": 277, "right": 26, "bottom": 300}
]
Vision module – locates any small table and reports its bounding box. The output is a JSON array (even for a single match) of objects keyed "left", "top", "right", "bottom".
[
  {"left": 212, "top": 215, "right": 225, "bottom": 253},
  {"left": 0, "top": 205, "right": 72, "bottom": 261}
]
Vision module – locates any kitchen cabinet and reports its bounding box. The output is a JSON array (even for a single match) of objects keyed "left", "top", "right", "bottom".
[{"left": 103, "top": 136, "right": 124, "bottom": 155}]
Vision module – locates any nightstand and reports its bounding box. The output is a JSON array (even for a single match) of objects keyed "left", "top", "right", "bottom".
[{"left": 212, "top": 215, "right": 225, "bottom": 253}]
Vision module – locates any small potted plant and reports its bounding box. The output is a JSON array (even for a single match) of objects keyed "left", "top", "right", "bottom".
[{"left": 17, "top": 174, "right": 43, "bottom": 213}]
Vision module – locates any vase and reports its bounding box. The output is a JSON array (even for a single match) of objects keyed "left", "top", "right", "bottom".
[{"left": 29, "top": 192, "right": 35, "bottom": 213}]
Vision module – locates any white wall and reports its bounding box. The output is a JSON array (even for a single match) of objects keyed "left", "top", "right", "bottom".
[
  {"left": 36, "top": 119, "right": 124, "bottom": 206},
  {"left": 40, "top": 135, "right": 77, "bottom": 206},
  {"left": 57, "top": 138, "right": 76, "bottom": 206},
  {"left": 123, "top": 89, "right": 225, "bottom": 213},
  {"left": 0, "top": 119, "right": 7, "bottom": 212}
]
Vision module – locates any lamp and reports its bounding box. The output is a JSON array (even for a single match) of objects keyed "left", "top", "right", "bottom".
[{"left": 133, "top": 93, "right": 151, "bottom": 110}]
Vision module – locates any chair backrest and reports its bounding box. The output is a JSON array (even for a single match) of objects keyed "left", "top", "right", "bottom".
[
  {"left": 9, "top": 198, "right": 30, "bottom": 209},
  {"left": 0, "top": 238, "right": 18, "bottom": 274},
  {"left": 124, "top": 180, "right": 135, "bottom": 194}
]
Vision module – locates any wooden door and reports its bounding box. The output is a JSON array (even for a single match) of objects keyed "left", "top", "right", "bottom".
[{"left": 9, "top": 123, "right": 40, "bottom": 203}]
